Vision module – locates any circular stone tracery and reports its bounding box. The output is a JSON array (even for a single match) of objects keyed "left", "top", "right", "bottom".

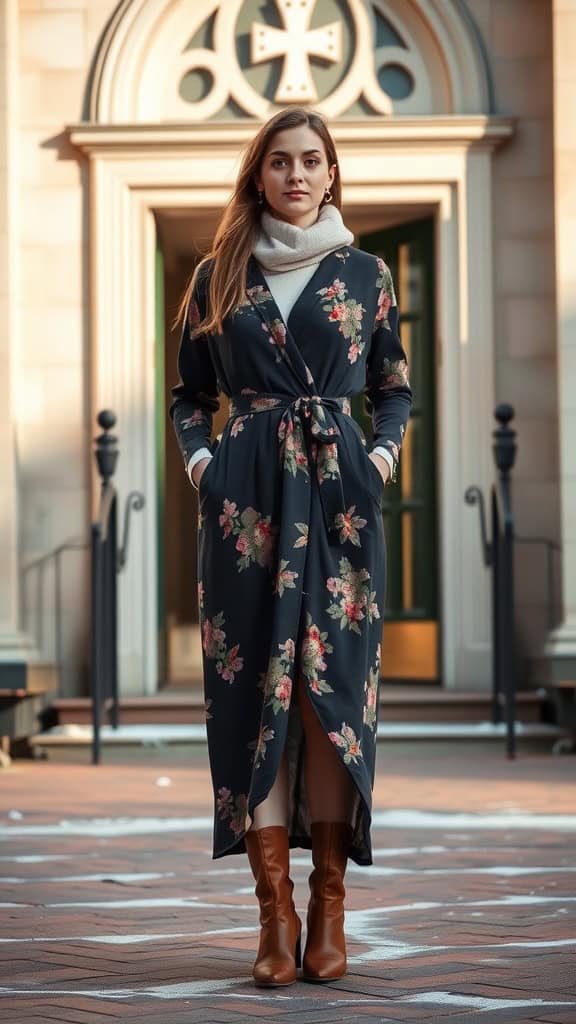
[{"left": 89, "top": 0, "right": 492, "bottom": 123}]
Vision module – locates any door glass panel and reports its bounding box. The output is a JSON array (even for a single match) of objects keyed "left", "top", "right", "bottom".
[
  {"left": 403, "top": 416, "right": 431, "bottom": 503},
  {"left": 397, "top": 318, "right": 422, "bottom": 410},
  {"left": 402, "top": 507, "right": 435, "bottom": 614},
  {"left": 382, "top": 509, "right": 399, "bottom": 613},
  {"left": 360, "top": 218, "right": 438, "bottom": 678},
  {"left": 399, "top": 318, "right": 413, "bottom": 376},
  {"left": 400, "top": 413, "right": 415, "bottom": 501},
  {"left": 402, "top": 510, "right": 415, "bottom": 609},
  {"left": 399, "top": 401, "right": 412, "bottom": 501},
  {"left": 398, "top": 242, "right": 424, "bottom": 313}
]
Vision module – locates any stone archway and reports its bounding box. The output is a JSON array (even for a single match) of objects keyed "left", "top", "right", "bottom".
[{"left": 89, "top": 0, "right": 492, "bottom": 123}]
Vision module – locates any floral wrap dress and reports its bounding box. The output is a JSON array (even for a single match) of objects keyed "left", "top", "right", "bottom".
[{"left": 170, "top": 245, "right": 412, "bottom": 866}]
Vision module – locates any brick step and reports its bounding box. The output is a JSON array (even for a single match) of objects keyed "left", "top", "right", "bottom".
[{"left": 50, "top": 687, "right": 549, "bottom": 726}]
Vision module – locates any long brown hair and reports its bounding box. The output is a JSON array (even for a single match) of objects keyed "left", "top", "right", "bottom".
[{"left": 177, "top": 107, "right": 342, "bottom": 336}]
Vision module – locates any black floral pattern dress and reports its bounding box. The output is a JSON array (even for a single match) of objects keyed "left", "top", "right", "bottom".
[{"left": 170, "top": 246, "right": 412, "bottom": 865}]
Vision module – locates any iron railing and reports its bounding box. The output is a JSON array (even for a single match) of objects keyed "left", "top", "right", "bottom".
[
  {"left": 21, "top": 540, "right": 88, "bottom": 686},
  {"left": 91, "top": 410, "right": 144, "bottom": 764},
  {"left": 465, "top": 403, "right": 518, "bottom": 759}
]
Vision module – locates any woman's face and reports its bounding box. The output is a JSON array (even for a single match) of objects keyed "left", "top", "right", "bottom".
[{"left": 255, "top": 124, "right": 336, "bottom": 228}]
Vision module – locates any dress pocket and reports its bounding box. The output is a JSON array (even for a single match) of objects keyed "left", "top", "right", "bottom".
[
  {"left": 347, "top": 418, "right": 385, "bottom": 504},
  {"left": 364, "top": 449, "right": 387, "bottom": 502}
]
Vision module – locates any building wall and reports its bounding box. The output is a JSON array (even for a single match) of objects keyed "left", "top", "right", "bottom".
[
  {"left": 17, "top": 0, "right": 117, "bottom": 692},
  {"left": 9, "top": 0, "right": 561, "bottom": 691},
  {"left": 546, "top": 0, "right": 576, "bottom": 681},
  {"left": 466, "top": 0, "right": 560, "bottom": 670},
  {"left": 0, "top": 1, "right": 19, "bottom": 650}
]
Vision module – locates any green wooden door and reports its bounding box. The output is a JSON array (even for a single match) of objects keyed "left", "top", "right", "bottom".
[{"left": 359, "top": 218, "right": 439, "bottom": 681}]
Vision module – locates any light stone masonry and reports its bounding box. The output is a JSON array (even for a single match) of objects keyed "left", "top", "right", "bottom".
[
  {"left": 543, "top": 0, "right": 576, "bottom": 679},
  {"left": 20, "top": 13, "right": 86, "bottom": 70}
]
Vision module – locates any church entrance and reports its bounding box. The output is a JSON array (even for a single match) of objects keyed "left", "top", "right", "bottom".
[{"left": 157, "top": 208, "right": 439, "bottom": 688}]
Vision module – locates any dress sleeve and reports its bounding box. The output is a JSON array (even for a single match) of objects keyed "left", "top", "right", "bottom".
[
  {"left": 169, "top": 269, "right": 220, "bottom": 470},
  {"left": 364, "top": 256, "right": 413, "bottom": 484}
]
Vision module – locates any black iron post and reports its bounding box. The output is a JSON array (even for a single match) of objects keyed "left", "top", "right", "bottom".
[
  {"left": 94, "top": 409, "right": 119, "bottom": 486},
  {"left": 90, "top": 410, "right": 144, "bottom": 763},
  {"left": 492, "top": 403, "right": 517, "bottom": 759},
  {"left": 108, "top": 495, "right": 119, "bottom": 730},
  {"left": 491, "top": 486, "right": 501, "bottom": 725},
  {"left": 91, "top": 521, "right": 102, "bottom": 766},
  {"left": 465, "top": 404, "right": 519, "bottom": 755},
  {"left": 91, "top": 411, "right": 119, "bottom": 765}
]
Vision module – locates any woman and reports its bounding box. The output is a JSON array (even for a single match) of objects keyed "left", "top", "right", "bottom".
[{"left": 170, "top": 107, "right": 412, "bottom": 987}]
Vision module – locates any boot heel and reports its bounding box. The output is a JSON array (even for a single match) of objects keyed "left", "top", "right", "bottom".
[{"left": 295, "top": 929, "right": 302, "bottom": 969}]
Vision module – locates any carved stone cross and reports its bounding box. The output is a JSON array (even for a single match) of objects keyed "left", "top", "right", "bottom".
[{"left": 251, "top": 0, "right": 342, "bottom": 104}]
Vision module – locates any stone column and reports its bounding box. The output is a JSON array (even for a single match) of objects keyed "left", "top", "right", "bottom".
[
  {"left": 544, "top": 0, "right": 576, "bottom": 679},
  {"left": 0, "top": 0, "right": 30, "bottom": 674}
]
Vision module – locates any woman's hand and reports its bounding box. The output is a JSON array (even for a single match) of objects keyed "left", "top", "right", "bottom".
[
  {"left": 192, "top": 457, "right": 212, "bottom": 488},
  {"left": 368, "top": 451, "right": 391, "bottom": 486}
]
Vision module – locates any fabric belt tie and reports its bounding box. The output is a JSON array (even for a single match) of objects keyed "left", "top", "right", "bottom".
[{"left": 228, "top": 393, "right": 352, "bottom": 535}]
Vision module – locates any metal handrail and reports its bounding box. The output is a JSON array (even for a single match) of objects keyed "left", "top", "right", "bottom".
[
  {"left": 21, "top": 540, "right": 88, "bottom": 676},
  {"left": 90, "top": 410, "right": 144, "bottom": 764},
  {"left": 465, "top": 403, "right": 518, "bottom": 759},
  {"left": 17, "top": 412, "right": 144, "bottom": 761}
]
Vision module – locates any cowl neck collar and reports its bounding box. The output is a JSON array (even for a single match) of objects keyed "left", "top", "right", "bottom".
[{"left": 252, "top": 204, "right": 354, "bottom": 273}]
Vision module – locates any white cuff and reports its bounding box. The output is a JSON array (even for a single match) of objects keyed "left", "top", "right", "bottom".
[
  {"left": 372, "top": 446, "right": 395, "bottom": 474},
  {"left": 187, "top": 448, "right": 212, "bottom": 486}
]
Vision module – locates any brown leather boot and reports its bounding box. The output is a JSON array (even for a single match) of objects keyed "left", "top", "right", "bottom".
[
  {"left": 302, "top": 820, "right": 353, "bottom": 982},
  {"left": 244, "top": 825, "right": 302, "bottom": 986}
]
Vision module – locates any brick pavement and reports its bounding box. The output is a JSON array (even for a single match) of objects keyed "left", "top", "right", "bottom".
[{"left": 0, "top": 740, "right": 575, "bottom": 1024}]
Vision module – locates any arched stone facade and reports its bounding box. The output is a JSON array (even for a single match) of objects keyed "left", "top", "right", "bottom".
[{"left": 89, "top": 0, "right": 491, "bottom": 123}]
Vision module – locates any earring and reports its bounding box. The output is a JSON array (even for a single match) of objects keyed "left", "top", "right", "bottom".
[
  {"left": 257, "top": 189, "right": 264, "bottom": 205},
  {"left": 324, "top": 186, "right": 333, "bottom": 203}
]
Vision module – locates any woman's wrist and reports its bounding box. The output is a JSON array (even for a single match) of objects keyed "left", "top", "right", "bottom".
[
  {"left": 369, "top": 450, "right": 391, "bottom": 484},
  {"left": 191, "top": 457, "right": 212, "bottom": 488},
  {"left": 187, "top": 449, "right": 213, "bottom": 487}
]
